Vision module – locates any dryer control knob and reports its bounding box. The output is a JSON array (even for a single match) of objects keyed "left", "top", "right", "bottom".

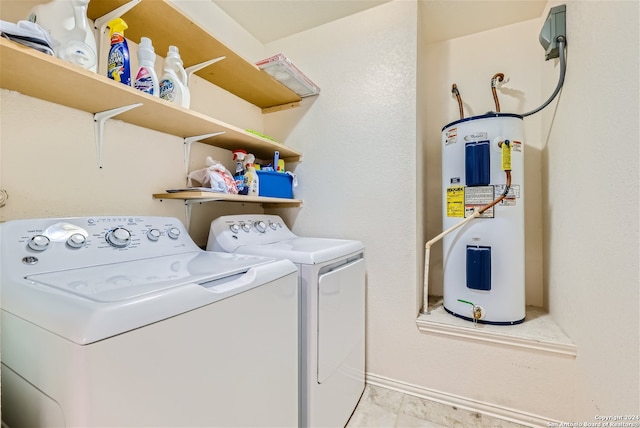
[
  {"left": 105, "top": 227, "right": 131, "bottom": 248},
  {"left": 66, "top": 233, "right": 86, "bottom": 248},
  {"left": 255, "top": 221, "right": 267, "bottom": 233},
  {"left": 229, "top": 224, "right": 240, "bottom": 234},
  {"left": 167, "top": 227, "right": 181, "bottom": 239},
  {"left": 28, "top": 234, "right": 50, "bottom": 251},
  {"left": 269, "top": 221, "right": 278, "bottom": 230},
  {"left": 147, "top": 229, "right": 161, "bottom": 241},
  {"left": 241, "top": 222, "right": 252, "bottom": 233}
]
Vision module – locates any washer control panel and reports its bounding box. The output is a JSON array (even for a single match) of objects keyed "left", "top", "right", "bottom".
[
  {"left": 2, "top": 216, "right": 199, "bottom": 274},
  {"left": 207, "top": 214, "right": 297, "bottom": 252},
  {"left": 229, "top": 219, "right": 284, "bottom": 235}
]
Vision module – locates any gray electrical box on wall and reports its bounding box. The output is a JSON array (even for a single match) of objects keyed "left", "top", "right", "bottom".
[{"left": 539, "top": 4, "right": 567, "bottom": 60}]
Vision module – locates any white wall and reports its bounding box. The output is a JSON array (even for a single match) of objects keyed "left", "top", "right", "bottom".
[
  {"left": 264, "top": 0, "right": 418, "bottom": 243},
  {"left": 542, "top": 0, "right": 640, "bottom": 417}
]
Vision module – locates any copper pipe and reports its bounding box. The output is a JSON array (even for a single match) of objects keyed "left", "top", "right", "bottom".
[
  {"left": 452, "top": 83, "right": 464, "bottom": 119},
  {"left": 490, "top": 73, "right": 505, "bottom": 113}
]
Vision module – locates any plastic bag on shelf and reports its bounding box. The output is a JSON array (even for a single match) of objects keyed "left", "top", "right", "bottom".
[
  {"left": 0, "top": 20, "right": 57, "bottom": 55},
  {"left": 187, "top": 157, "right": 238, "bottom": 194}
]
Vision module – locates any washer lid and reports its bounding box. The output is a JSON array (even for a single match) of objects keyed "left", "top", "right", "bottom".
[
  {"left": 25, "top": 251, "right": 267, "bottom": 302},
  {"left": 237, "top": 237, "right": 364, "bottom": 265},
  {"left": 3, "top": 251, "right": 296, "bottom": 345}
]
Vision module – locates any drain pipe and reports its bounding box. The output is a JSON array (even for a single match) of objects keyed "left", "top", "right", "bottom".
[{"left": 420, "top": 210, "right": 480, "bottom": 315}]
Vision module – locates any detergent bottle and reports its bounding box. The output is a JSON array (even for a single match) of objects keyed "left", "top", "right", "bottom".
[
  {"left": 159, "top": 46, "right": 190, "bottom": 108},
  {"left": 134, "top": 37, "right": 159, "bottom": 96},
  {"left": 243, "top": 153, "right": 259, "bottom": 196},
  {"left": 244, "top": 162, "right": 259, "bottom": 196},
  {"left": 27, "top": 0, "right": 97, "bottom": 71},
  {"left": 107, "top": 18, "right": 131, "bottom": 86}
]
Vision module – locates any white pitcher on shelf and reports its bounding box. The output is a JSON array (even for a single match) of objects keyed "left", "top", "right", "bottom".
[{"left": 28, "top": 0, "right": 97, "bottom": 72}]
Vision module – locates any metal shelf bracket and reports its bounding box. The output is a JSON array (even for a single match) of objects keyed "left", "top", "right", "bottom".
[
  {"left": 94, "top": 103, "right": 143, "bottom": 168},
  {"left": 183, "top": 132, "right": 226, "bottom": 178},
  {"left": 185, "top": 56, "right": 226, "bottom": 85},
  {"left": 184, "top": 200, "right": 193, "bottom": 230}
]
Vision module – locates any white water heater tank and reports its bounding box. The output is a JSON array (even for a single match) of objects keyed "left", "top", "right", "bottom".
[{"left": 441, "top": 113, "right": 525, "bottom": 324}]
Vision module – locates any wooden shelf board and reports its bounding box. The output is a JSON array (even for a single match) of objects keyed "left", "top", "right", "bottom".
[
  {"left": 87, "top": 0, "right": 301, "bottom": 109},
  {"left": 153, "top": 191, "right": 302, "bottom": 206},
  {"left": 0, "top": 39, "right": 302, "bottom": 162}
]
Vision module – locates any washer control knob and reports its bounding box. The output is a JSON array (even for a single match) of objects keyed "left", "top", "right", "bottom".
[
  {"left": 229, "top": 224, "right": 240, "bottom": 234},
  {"left": 105, "top": 227, "right": 131, "bottom": 248},
  {"left": 269, "top": 221, "right": 278, "bottom": 230},
  {"left": 147, "top": 229, "right": 161, "bottom": 241},
  {"left": 167, "top": 227, "right": 181, "bottom": 240},
  {"left": 255, "top": 221, "right": 267, "bottom": 233},
  {"left": 241, "top": 222, "right": 252, "bottom": 233},
  {"left": 66, "top": 233, "right": 86, "bottom": 248},
  {"left": 28, "top": 235, "right": 50, "bottom": 251}
]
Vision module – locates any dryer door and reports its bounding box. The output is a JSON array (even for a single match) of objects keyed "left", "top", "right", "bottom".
[{"left": 317, "top": 257, "right": 365, "bottom": 384}]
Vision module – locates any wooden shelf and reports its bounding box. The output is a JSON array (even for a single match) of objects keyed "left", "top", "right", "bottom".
[
  {"left": 0, "top": 38, "right": 302, "bottom": 162},
  {"left": 86, "top": 0, "right": 301, "bottom": 111},
  {"left": 153, "top": 191, "right": 302, "bottom": 207}
]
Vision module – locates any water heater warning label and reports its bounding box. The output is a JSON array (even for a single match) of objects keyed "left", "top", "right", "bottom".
[
  {"left": 465, "top": 186, "right": 495, "bottom": 218},
  {"left": 445, "top": 128, "right": 457, "bottom": 145},
  {"left": 446, "top": 186, "right": 464, "bottom": 217},
  {"left": 495, "top": 184, "right": 520, "bottom": 206}
]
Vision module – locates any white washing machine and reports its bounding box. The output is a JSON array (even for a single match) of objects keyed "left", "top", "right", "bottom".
[
  {"left": 1, "top": 216, "right": 299, "bottom": 428},
  {"left": 207, "top": 214, "right": 366, "bottom": 428}
]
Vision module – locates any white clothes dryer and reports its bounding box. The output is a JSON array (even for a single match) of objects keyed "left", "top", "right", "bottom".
[
  {"left": 207, "top": 214, "right": 366, "bottom": 428},
  {"left": 1, "top": 216, "right": 298, "bottom": 428}
]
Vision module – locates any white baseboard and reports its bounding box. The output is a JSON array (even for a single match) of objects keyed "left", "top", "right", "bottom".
[{"left": 366, "top": 372, "right": 557, "bottom": 428}]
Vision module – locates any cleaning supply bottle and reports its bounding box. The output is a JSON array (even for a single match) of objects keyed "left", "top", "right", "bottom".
[
  {"left": 159, "top": 46, "right": 190, "bottom": 108},
  {"left": 134, "top": 37, "right": 159, "bottom": 96},
  {"left": 232, "top": 149, "right": 247, "bottom": 195},
  {"left": 244, "top": 162, "right": 259, "bottom": 196},
  {"left": 107, "top": 18, "right": 130, "bottom": 86}
]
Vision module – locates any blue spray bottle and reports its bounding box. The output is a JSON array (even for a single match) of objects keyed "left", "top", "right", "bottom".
[{"left": 107, "top": 18, "right": 131, "bottom": 86}]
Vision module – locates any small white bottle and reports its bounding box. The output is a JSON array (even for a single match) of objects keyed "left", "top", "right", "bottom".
[
  {"left": 133, "top": 37, "right": 159, "bottom": 96},
  {"left": 244, "top": 162, "right": 259, "bottom": 196},
  {"left": 159, "top": 46, "right": 190, "bottom": 108}
]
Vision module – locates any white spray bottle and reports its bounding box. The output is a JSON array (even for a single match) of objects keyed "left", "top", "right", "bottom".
[{"left": 159, "top": 46, "right": 190, "bottom": 108}]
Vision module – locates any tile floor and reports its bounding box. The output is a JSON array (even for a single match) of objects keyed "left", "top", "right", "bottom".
[{"left": 346, "top": 384, "right": 527, "bottom": 428}]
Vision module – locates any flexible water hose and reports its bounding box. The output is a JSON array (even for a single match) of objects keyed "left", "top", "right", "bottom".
[
  {"left": 452, "top": 84, "right": 464, "bottom": 119},
  {"left": 522, "top": 37, "right": 567, "bottom": 117},
  {"left": 491, "top": 73, "right": 505, "bottom": 113}
]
